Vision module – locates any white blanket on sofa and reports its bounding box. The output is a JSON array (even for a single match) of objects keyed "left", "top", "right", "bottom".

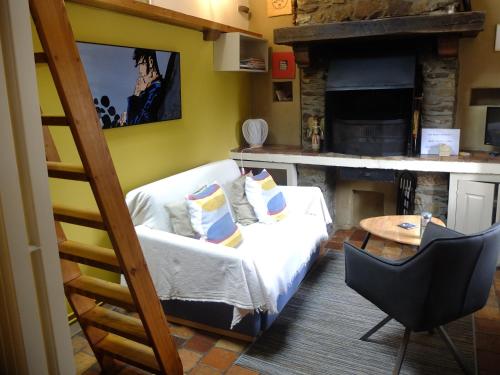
[
  {"left": 135, "top": 213, "right": 328, "bottom": 327},
  {"left": 133, "top": 184, "right": 331, "bottom": 327}
]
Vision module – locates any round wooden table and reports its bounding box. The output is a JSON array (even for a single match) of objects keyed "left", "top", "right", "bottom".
[{"left": 359, "top": 215, "right": 446, "bottom": 247}]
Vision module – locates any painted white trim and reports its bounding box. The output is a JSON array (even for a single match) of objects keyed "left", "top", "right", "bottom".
[
  {"left": 448, "top": 173, "right": 500, "bottom": 230},
  {"left": 229, "top": 151, "right": 500, "bottom": 175},
  {"left": 0, "top": 0, "right": 74, "bottom": 373}
]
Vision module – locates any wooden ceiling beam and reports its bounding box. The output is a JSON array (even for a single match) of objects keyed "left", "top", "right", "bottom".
[
  {"left": 274, "top": 11, "right": 485, "bottom": 46},
  {"left": 68, "top": 0, "right": 262, "bottom": 40}
]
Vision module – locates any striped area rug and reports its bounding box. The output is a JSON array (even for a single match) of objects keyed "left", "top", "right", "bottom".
[{"left": 236, "top": 251, "right": 474, "bottom": 375}]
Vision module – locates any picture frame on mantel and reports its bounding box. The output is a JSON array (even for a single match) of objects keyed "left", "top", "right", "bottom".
[{"left": 421, "top": 128, "right": 460, "bottom": 156}]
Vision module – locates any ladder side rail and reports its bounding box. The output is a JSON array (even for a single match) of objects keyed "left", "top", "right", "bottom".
[{"left": 31, "top": 1, "right": 182, "bottom": 373}]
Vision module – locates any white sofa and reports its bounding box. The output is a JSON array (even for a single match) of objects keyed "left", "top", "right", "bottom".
[{"left": 125, "top": 159, "right": 332, "bottom": 337}]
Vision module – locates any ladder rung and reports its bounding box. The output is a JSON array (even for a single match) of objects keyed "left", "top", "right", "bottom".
[
  {"left": 95, "top": 333, "right": 159, "bottom": 373},
  {"left": 53, "top": 205, "right": 105, "bottom": 230},
  {"left": 65, "top": 275, "right": 135, "bottom": 311},
  {"left": 80, "top": 306, "right": 148, "bottom": 345},
  {"left": 47, "top": 161, "right": 88, "bottom": 181},
  {"left": 34, "top": 52, "right": 47, "bottom": 63},
  {"left": 42, "top": 115, "right": 69, "bottom": 126},
  {"left": 59, "top": 240, "right": 121, "bottom": 273}
]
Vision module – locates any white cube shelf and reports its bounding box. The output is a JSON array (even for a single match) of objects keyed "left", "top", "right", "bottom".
[{"left": 214, "top": 32, "right": 268, "bottom": 72}]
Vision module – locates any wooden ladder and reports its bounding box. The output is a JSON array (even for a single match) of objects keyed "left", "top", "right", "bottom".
[{"left": 30, "top": 0, "right": 182, "bottom": 373}]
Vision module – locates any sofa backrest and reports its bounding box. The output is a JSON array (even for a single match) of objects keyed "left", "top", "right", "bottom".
[{"left": 126, "top": 159, "right": 240, "bottom": 232}]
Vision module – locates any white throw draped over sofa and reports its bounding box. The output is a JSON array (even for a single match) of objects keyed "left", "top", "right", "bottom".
[{"left": 125, "top": 159, "right": 332, "bottom": 339}]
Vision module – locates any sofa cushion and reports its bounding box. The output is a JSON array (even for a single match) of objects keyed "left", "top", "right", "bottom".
[
  {"left": 165, "top": 200, "right": 198, "bottom": 238},
  {"left": 187, "top": 183, "right": 242, "bottom": 248},
  {"left": 228, "top": 174, "right": 258, "bottom": 226},
  {"left": 245, "top": 169, "right": 287, "bottom": 223}
]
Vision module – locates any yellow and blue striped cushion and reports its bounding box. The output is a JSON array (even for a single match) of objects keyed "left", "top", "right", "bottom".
[
  {"left": 186, "top": 183, "right": 242, "bottom": 248},
  {"left": 245, "top": 169, "right": 287, "bottom": 223}
]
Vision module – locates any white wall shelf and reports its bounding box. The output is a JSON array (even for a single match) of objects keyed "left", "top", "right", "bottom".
[
  {"left": 229, "top": 148, "right": 500, "bottom": 175},
  {"left": 214, "top": 32, "right": 268, "bottom": 72}
]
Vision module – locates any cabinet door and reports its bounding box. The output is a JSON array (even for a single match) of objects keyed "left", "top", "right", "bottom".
[{"left": 455, "top": 180, "right": 495, "bottom": 234}]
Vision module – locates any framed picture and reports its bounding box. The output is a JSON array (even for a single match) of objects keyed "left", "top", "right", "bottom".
[
  {"left": 272, "top": 52, "right": 296, "bottom": 79},
  {"left": 267, "top": 0, "right": 292, "bottom": 17},
  {"left": 77, "top": 42, "right": 181, "bottom": 129}
]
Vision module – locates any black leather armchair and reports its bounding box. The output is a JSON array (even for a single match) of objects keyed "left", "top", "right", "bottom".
[{"left": 344, "top": 222, "right": 500, "bottom": 375}]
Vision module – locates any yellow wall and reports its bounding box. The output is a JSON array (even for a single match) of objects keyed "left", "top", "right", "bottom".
[
  {"left": 33, "top": 3, "right": 250, "bottom": 294},
  {"left": 457, "top": 0, "right": 500, "bottom": 151},
  {"left": 249, "top": 0, "right": 301, "bottom": 146}
]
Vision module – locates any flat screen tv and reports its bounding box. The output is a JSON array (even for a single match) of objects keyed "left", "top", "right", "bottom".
[
  {"left": 484, "top": 106, "right": 500, "bottom": 147},
  {"left": 77, "top": 42, "right": 181, "bottom": 129}
]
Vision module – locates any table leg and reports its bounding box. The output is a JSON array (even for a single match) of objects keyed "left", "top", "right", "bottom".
[{"left": 361, "top": 232, "right": 371, "bottom": 249}]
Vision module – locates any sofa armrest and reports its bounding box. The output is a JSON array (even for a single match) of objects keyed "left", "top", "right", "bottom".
[
  {"left": 133, "top": 225, "right": 266, "bottom": 311},
  {"left": 280, "top": 186, "right": 332, "bottom": 225}
]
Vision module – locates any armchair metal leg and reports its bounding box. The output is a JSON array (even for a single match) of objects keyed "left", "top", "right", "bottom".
[
  {"left": 360, "top": 232, "right": 371, "bottom": 249},
  {"left": 437, "top": 326, "right": 472, "bottom": 375},
  {"left": 393, "top": 328, "right": 411, "bottom": 375},
  {"left": 360, "top": 316, "right": 392, "bottom": 341}
]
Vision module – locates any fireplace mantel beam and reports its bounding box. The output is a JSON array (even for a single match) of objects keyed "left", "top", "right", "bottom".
[{"left": 275, "top": 11, "right": 484, "bottom": 65}]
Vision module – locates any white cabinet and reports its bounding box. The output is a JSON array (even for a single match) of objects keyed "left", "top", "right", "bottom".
[
  {"left": 454, "top": 180, "right": 495, "bottom": 234},
  {"left": 448, "top": 173, "right": 500, "bottom": 265},
  {"left": 213, "top": 32, "right": 268, "bottom": 72}
]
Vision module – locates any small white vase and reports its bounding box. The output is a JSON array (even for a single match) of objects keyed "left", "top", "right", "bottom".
[{"left": 242, "top": 119, "right": 268, "bottom": 148}]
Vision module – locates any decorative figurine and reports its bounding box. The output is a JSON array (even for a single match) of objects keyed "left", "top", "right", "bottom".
[{"left": 306, "top": 116, "right": 324, "bottom": 152}]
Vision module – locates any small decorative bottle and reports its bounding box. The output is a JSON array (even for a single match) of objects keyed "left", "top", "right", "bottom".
[{"left": 420, "top": 211, "right": 432, "bottom": 238}]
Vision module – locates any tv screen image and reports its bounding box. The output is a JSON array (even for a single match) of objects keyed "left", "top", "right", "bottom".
[
  {"left": 77, "top": 42, "right": 181, "bottom": 129},
  {"left": 485, "top": 106, "right": 500, "bottom": 147}
]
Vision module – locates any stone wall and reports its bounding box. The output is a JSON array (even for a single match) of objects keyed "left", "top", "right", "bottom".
[
  {"left": 421, "top": 53, "right": 459, "bottom": 129},
  {"left": 297, "top": 165, "right": 336, "bottom": 230},
  {"left": 296, "top": 0, "right": 461, "bottom": 25},
  {"left": 414, "top": 172, "right": 449, "bottom": 222},
  {"left": 301, "top": 60, "right": 328, "bottom": 150}
]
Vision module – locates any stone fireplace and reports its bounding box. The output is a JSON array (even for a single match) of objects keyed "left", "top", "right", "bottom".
[
  {"left": 274, "top": 0, "right": 484, "bottom": 229},
  {"left": 301, "top": 49, "right": 458, "bottom": 152}
]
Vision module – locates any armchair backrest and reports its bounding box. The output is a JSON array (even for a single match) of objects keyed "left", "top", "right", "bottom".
[{"left": 414, "top": 222, "right": 500, "bottom": 330}]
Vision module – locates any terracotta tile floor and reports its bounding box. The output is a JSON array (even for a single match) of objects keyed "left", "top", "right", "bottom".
[{"left": 74, "top": 228, "right": 500, "bottom": 374}]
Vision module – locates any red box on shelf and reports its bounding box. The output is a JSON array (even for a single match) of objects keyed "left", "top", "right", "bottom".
[{"left": 272, "top": 52, "right": 296, "bottom": 79}]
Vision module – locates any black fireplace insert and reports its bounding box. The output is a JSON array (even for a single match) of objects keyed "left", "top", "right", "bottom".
[{"left": 324, "top": 53, "right": 417, "bottom": 156}]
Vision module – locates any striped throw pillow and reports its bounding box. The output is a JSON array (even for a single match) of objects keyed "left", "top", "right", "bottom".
[
  {"left": 186, "top": 183, "right": 242, "bottom": 248},
  {"left": 245, "top": 169, "right": 287, "bottom": 223}
]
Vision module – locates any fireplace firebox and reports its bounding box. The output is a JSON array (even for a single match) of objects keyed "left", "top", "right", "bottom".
[{"left": 324, "top": 53, "right": 418, "bottom": 156}]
